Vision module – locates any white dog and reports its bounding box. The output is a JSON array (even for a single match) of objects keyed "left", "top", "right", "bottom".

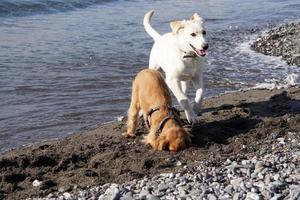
[{"left": 143, "top": 10, "right": 209, "bottom": 124}]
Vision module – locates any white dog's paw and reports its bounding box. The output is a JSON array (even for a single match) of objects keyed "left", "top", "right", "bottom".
[
  {"left": 192, "top": 101, "right": 202, "bottom": 115},
  {"left": 186, "top": 111, "right": 198, "bottom": 124}
]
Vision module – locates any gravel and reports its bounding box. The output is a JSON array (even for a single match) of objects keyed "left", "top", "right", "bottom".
[
  {"left": 251, "top": 22, "right": 300, "bottom": 66},
  {"left": 33, "top": 131, "right": 300, "bottom": 200}
]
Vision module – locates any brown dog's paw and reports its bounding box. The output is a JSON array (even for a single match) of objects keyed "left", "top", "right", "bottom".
[{"left": 122, "top": 132, "right": 136, "bottom": 138}]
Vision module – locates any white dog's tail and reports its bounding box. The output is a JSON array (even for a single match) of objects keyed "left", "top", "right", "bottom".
[{"left": 143, "top": 10, "right": 161, "bottom": 42}]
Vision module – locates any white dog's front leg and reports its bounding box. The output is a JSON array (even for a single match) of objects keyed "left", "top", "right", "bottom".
[
  {"left": 180, "top": 81, "right": 189, "bottom": 95},
  {"left": 166, "top": 77, "right": 198, "bottom": 124},
  {"left": 192, "top": 72, "right": 204, "bottom": 114}
]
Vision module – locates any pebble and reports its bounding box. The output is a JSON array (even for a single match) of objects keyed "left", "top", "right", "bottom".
[
  {"left": 62, "top": 192, "right": 72, "bottom": 200},
  {"left": 246, "top": 192, "right": 260, "bottom": 200},
  {"left": 32, "top": 179, "right": 43, "bottom": 187},
  {"left": 251, "top": 22, "right": 300, "bottom": 66},
  {"left": 207, "top": 193, "right": 217, "bottom": 200},
  {"left": 36, "top": 131, "right": 299, "bottom": 200}
]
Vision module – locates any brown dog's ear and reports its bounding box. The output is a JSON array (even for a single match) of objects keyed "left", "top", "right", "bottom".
[
  {"left": 190, "top": 13, "right": 202, "bottom": 22},
  {"left": 156, "top": 136, "right": 169, "bottom": 151},
  {"left": 170, "top": 21, "right": 184, "bottom": 34}
]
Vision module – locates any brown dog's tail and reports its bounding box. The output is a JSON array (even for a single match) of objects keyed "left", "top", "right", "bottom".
[{"left": 143, "top": 10, "right": 161, "bottom": 42}]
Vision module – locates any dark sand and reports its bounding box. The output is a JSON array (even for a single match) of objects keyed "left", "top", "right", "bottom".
[{"left": 1, "top": 87, "right": 300, "bottom": 199}]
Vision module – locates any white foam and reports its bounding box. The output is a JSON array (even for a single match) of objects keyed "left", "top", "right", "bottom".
[
  {"left": 236, "top": 36, "right": 289, "bottom": 69},
  {"left": 254, "top": 73, "right": 299, "bottom": 90},
  {"left": 116, "top": 116, "right": 124, "bottom": 122},
  {"left": 286, "top": 73, "right": 299, "bottom": 86},
  {"left": 235, "top": 34, "right": 300, "bottom": 90}
]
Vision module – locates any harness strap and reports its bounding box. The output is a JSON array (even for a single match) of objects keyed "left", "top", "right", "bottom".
[
  {"left": 155, "top": 115, "right": 182, "bottom": 136},
  {"left": 145, "top": 105, "right": 182, "bottom": 135},
  {"left": 146, "top": 106, "right": 160, "bottom": 128}
]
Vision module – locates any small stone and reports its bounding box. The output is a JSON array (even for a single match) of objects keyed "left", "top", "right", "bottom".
[
  {"left": 269, "top": 195, "right": 282, "bottom": 200},
  {"left": 178, "top": 187, "right": 187, "bottom": 197},
  {"left": 246, "top": 192, "right": 261, "bottom": 200},
  {"left": 207, "top": 193, "right": 217, "bottom": 200},
  {"left": 139, "top": 189, "right": 150, "bottom": 199},
  {"left": 58, "top": 187, "right": 65, "bottom": 193},
  {"left": 47, "top": 193, "right": 55, "bottom": 198},
  {"left": 255, "top": 161, "right": 264, "bottom": 172},
  {"left": 251, "top": 187, "right": 259, "bottom": 193},
  {"left": 169, "top": 173, "right": 175, "bottom": 179},
  {"left": 176, "top": 161, "right": 182, "bottom": 166},
  {"left": 264, "top": 174, "right": 271, "bottom": 185},
  {"left": 273, "top": 174, "right": 280, "bottom": 181},
  {"left": 224, "top": 185, "right": 233, "bottom": 194},
  {"left": 147, "top": 194, "right": 160, "bottom": 200},
  {"left": 230, "top": 178, "right": 243, "bottom": 190},
  {"left": 258, "top": 173, "right": 264, "bottom": 180},
  {"left": 32, "top": 179, "right": 42, "bottom": 187},
  {"left": 62, "top": 192, "right": 72, "bottom": 200},
  {"left": 277, "top": 137, "right": 285, "bottom": 144},
  {"left": 251, "top": 156, "right": 258, "bottom": 164},
  {"left": 242, "top": 160, "right": 251, "bottom": 165},
  {"left": 225, "top": 159, "right": 232, "bottom": 165},
  {"left": 233, "top": 193, "right": 240, "bottom": 200},
  {"left": 120, "top": 191, "right": 134, "bottom": 200},
  {"left": 240, "top": 181, "right": 248, "bottom": 192}
]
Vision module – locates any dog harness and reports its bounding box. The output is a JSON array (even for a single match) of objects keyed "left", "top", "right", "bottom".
[{"left": 146, "top": 105, "right": 182, "bottom": 136}]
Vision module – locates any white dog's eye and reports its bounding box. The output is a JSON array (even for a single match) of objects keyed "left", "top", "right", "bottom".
[
  {"left": 190, "top": 33, "right": 196, "bottom": 37},
  {"left": 202, "top": 30, "right": 206, "bottom": 35}
]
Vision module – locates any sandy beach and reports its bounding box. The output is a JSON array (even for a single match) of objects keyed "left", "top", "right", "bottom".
[
  {"left": 1, "top": 86, "right": 300, "bottom": 199},
  {"left": 1, "top": 1, "right": 300, "bottom": 199}
]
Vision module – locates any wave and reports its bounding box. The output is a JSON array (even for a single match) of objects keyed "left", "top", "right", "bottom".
[{"left": 0, "top": 0, "right": 118, "bottom": 17}]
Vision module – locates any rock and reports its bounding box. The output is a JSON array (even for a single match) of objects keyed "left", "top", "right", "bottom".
[
  {"left": 289, "top": 185, "right": 300, "bottom": 200},
  {"left": 230, "top": 178, "right": 243, "bottom": 190},
  {"left": 157, "top": 183, "right": 168, "bottom": 192},
  {"left": 224, "top": 185, "right": 233, "bottom": 194},
  {"left": 62, "top": 192, "right": 73, "bottom": 200},
  {"left": 207, "top": 193, "right": 217, "bottom": 200},
  {"left": 273, "top": 174, "right": 280, "bottom": 181},
  {"left": 120, "top": 191, "right": 134, "bottom": 200},
  {"left": 269, "top": 195, "right": 282, "bottom": 200},
  {"left": 58, "top": 187, "right": 65, "bottom": 193},
  {"left": 111, "top": 187, "right": 121, "bottom": 200},
  {"left": 178, "top": 187, "right": 188, "bottom": 197},
  {"left": 254, "top": 161, "right": 264, "bottom": 172},
  {"left": 264, "top": 174, "right": 271, "bottom": 185},
  {"left": 32, "top": 179, "right": 42, "bottom": 187},
  {"left": 246, "top": 192, "right": 261, "bottom": 200},
  {"left": 47, "top": 193, "right": 55, "bottom": 198},
  {"left": 233, "top": 193, "right": 240, "bottom": 200},
  {"left": 147, "top": 194, "right": 160, "bottom": 200},
  {"left": 139, "top": 188, "right": 150, "bottom": 199},
  {"left": 242, "top": 160, "right": 251, "bottom": 165}
]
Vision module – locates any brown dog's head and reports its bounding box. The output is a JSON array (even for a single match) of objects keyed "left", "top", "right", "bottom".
[{"left": 156, "top": 127, "right": 191, "bottom": 152}]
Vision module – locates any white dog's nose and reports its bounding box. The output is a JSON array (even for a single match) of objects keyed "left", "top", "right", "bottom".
[{"left": 203, "top": 43, "right": 209, "bottom": 50}]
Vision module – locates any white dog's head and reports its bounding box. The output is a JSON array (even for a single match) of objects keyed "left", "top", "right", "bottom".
[{"left": 170, "top": 13, "right": 208, "bottom": 57}]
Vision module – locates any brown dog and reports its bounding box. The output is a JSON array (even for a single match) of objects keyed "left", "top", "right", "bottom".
[{"left": 123, "top": 69, "right": 190, "bottom": 151}]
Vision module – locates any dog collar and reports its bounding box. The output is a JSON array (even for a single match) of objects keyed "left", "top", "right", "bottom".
[
  {"left": 183, "top": 52, "right": 198, "bottom": 59},
  {"left": 146, "top": 105, "right": 182, "bottom": 136}
]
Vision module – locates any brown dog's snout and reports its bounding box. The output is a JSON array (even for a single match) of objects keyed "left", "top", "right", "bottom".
[{"left": 202, "top": 43, "right": 209, "bottom": 50}]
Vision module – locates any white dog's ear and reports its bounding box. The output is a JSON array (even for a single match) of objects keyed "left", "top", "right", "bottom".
[
  {"left": 170, "top": 21, "right": 184, "bottom": 34},
  {"left": 190, "top": 13, "right": 203, "bottom": 22}
]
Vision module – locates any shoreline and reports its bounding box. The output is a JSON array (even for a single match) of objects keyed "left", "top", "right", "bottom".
[{"left": 1, "top": 86, "right": 300, "bottom": 199}]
